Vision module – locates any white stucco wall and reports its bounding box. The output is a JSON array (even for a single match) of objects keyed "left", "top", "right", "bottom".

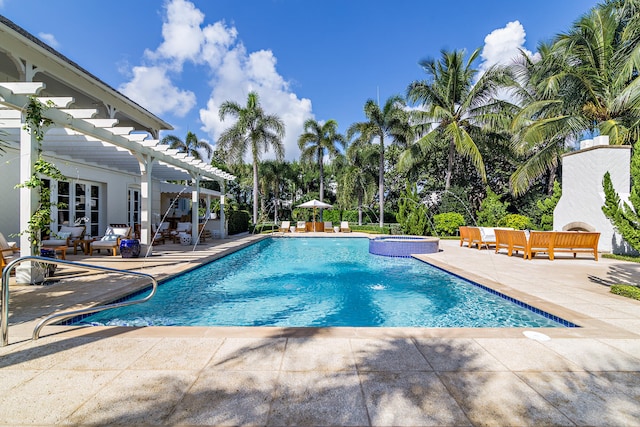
[
  {"left": 553, "top": 144, "right": 632, "bottom": 253},
  {"left": 0, "top": 147, "right": 152, "bottom": 238}
]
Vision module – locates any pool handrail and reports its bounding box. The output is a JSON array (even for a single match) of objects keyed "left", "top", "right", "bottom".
[{"left": 1, "top": 255, "right": 158, "bottom": 346}]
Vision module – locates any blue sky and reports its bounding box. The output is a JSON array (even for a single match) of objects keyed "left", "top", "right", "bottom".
[{"left": 1, "top": 0, "right": 600, "bottom": 160}]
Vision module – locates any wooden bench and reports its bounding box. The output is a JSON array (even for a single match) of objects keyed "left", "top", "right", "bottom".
[
  {"left": 495, "top": 229, "right": 600, "bottom": 261},
  {"left": 552, "top": 231, "right": 600, "bottom": 261}
]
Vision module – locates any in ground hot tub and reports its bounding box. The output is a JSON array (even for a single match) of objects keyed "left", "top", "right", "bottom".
[{"left": 369, "top": 236, "right": 439, "bottom": 257}]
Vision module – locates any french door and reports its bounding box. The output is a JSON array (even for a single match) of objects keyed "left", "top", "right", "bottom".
[
  {"left": 57, "top": 181, "right": 101, "bottom": 237},
  {"left": 127, "top": 188, "right": 141, "bottom": 237}
]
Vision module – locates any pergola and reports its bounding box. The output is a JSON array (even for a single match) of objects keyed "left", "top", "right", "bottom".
[{"left": 0, "top": 15, "right": 235, "bottom": 256}]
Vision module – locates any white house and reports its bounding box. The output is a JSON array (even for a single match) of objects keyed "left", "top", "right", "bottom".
[{"left": 0, "top": 15, "right": 234, "bottom": 259}]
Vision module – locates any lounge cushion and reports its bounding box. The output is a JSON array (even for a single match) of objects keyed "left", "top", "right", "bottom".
[
  {"left": 60, "top": 225, "right": 85, "bottom": 238},
  {"left": 42, "top": 239, "right": 68, "bottom": 246}
]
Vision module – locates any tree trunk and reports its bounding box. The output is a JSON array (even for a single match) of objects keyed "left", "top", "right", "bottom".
[
  {"left": 378, "top": 136, "right": 385, "bottom": 227},
  {"left": 252, "top": 158, "right": 259, "bottom": 225},
  {"left": 319, "top": 150, "right": 324, "bottom": 221},
  {"left": 358, "top": 192, "right": 363, "bottom": 226},
  {"left": 445, "top": 139, "right": 455, "bottom": 191}
]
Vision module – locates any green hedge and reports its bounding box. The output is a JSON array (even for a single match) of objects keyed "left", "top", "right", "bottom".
[
  {"left": 611, "top": 284, "right": 640, "bottom": 300},
  {"left": 350, "top": 225, "right": 391, "bottom": 234},
  {"left": 228, "top": 210, "right": 250, "bottom": 235}
]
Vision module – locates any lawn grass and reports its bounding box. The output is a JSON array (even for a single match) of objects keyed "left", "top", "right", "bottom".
[{"left": 602, "top": 253, "right": 640, "bottom": 263}]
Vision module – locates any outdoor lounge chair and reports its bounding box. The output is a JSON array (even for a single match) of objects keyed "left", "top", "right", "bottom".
[
  {"left": 150, "top": 223, "right": 166, "bottom": 245},
  {"left": 527, "top": 230, "right": 556, "bottom": 260},
  {"left": 459, "top": 226, "right": 470, "bottom": 247},
  {"left": 494, "top": 228, "right": 512, "bottom": 255},
  {"left": 90, "top": 226, "right": 131, "bottom": 256},
  {"left": 41, "top": 225, "right": 85, "bottom": 249},
  {"left": 340, "top": 221, "right": 351, "bottom": 233},
  {"left": 467, "top": 226, "right": 493, "bottom": 249},
  {"left": 295, "top": 221, "right": 307, "bottom": 232},
  {"left": 324, "top": 221, "right": 333, "bottom": 232},
  {"left": 0, "top": 232, "right": 19, "bottom": 270},
  {"left": 279, "top": 221, "right": 291, "bottom": 232},
  {"left": 167, "top": 222, "right": 192, "bottom": 243}
]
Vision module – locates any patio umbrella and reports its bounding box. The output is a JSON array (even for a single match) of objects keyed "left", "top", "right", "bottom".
[{"left": 296, "top": 199, "right": 332, "bottom": 231}]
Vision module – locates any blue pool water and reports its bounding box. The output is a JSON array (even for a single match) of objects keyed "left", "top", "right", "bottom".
[{"left": 77, "top": 237, "right": 569, "bottom": 328}]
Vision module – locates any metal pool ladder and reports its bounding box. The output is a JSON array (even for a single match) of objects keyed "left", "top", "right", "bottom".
[{"left": 1, "top": 255, "right": 158, "bottom": 347}]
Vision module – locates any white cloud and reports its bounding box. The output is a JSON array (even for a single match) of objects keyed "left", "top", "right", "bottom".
[
  {"left": 120, "top": 0, "right": 311, "bottom": 160},
  {"left": 38, "top": 32, "right": 60, "bottom": 49},
  {"left": 119, "top": 65, "right": 196, "bottom": 117},
  {"left": 200, "top": 47, "right": 313, "bottom": 161},
  {"left": 479, "top": 21, "right": 539, "bottom": 73}
]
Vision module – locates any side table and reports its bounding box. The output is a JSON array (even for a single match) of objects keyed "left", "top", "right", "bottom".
[{"left": 74, "top": 238, "right": 96, "bottom": 255}]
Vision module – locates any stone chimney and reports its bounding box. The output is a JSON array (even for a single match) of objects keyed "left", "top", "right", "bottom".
[{"left": 553, "top": 135, "right": 634, "bottom": 254}]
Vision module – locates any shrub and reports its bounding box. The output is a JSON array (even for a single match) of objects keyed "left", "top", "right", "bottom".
[
  {"left": 350, "top": 225, "right": 391, "bottom": 234},
  {"left": 228, "top": 210, "right": 250, "bottom": 235},
  {"left": 341, "top": 210, "right": 359, "bottom": 223},
  {"left": 433, "top": 212, "right": 466, "bottom": 236},
  {"left": 499, "top": 213, "right": 531, "bottom": 230},
  {"left": 397, "top": 185, "right": 430, "bottom": 236},
  {"left": 322, "top": 209, "right": 341, "bottom": 223},
  {"left": 476, "top": 189, "right": 508, "bottom": 227},
  {"left": 535, "top": 180, "right": 562, "bottom": 230},
  {"left": 611, "top": 284, "right": 640, "bottom": 301}
]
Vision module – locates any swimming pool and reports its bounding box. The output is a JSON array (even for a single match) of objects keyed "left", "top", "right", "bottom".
[{"left": 77, "top": 237, "right": 570, "bottom": 328}]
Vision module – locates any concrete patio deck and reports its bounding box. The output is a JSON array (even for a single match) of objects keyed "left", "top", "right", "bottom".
[{"left": 1, "top": 234, "right": 639, "bottom": 426}]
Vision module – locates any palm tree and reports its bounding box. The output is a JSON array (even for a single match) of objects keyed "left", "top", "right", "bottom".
[
  {"left": 509, "top": 1, "right": 640, "bottom": 196},
  {"left": 402, "top": 48, "right": 514, "bottom": 191},
  {"left": 217, "top": 92, "right": 285, "bottom": 224},
  {"left": 160, "top": 131, "right": 213, "bottom": 160},
  {"left": 508, "top": 44, "right": 576, "bottom": 196},
  {"left": 339, "top": 141, "right": 378, "bottom": 225},
  {"left": 298, "top": 119, "right": 346, "bottom": 219},
  {"left": 347, "top": 96, "right": 411, "bottom": 227},
  {"left": 259, "top": 160, "right": 287, "bottom": 223}
]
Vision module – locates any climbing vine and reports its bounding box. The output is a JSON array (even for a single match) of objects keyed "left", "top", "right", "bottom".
[{"left": 15, "top": 96, "right": 66, "bottom": 253}]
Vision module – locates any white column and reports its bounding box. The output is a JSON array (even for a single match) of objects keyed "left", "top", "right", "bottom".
[
  {"left": 220, "top": 181, "right": 226, "bottom": 238},
  {"left": 137, "top": 154, "right": 153, "bottom": 247},
  {"left": 191, "top": 176, "right": 200, "bottom": 239},
  {"left": 19, "top": 117, "right": 39, "bottom": 256}
]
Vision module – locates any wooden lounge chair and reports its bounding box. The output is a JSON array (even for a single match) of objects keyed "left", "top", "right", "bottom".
[
  {"left": 528, "top": 231, "right": 556, "bottom": 260},
  {"left": 90, "top": 225, "right": 131, "bottom": 256},
  {"left": 41, "top": 225, "right": 85, "bottom": 250},
  {"left": 295, "top": 221, "right": 307, "bottom": 233},
  {"left": 324, "top": 221, "right": 333, "bottom": 232},
  {"left": 340, "top": 221, "right": 351, "bottom": 233},
  {"left": 494, "top": 228, "right": 512, "bottom": 254},
  {"left": 279, "top": 221, "right": 291, "bottom": 232},
  {"left": 467, "top": 226, "right": 494, "bottom": 249},
  {"left": 508, "top": 229, "right": 529, "bottom": 257},
  {"left": 459, "top": 226, "right": 470, "bottom": 247},
  {"left": 0, "top": 232, "right": 19, "bottom": 270}
]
